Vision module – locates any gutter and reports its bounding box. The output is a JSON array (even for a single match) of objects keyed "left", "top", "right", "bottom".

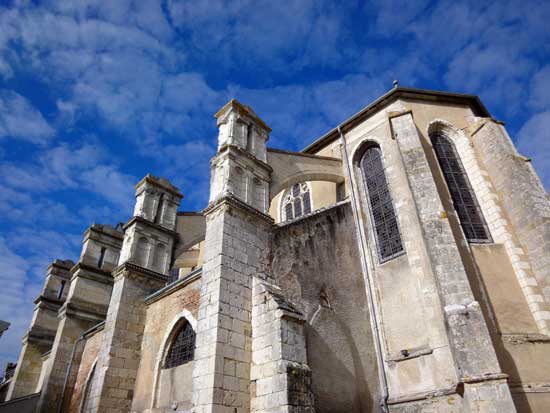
[
  {"left": 338, "top": 127, "right": 390, "bottom": 412},
  {"left": 57, "top": 321, "right": 105, "bottom": 413}
]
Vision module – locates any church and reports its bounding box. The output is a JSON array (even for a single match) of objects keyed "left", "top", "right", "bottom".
[{"left": 1, "top": 86, "right": 550, "bottom": 412}]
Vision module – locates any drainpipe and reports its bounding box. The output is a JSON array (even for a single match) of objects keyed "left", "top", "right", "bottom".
[
  {"left": 57, "top": 321, "right": 105, "bottom": 413},
  {"left": 338, "top": 126, "right": 390, "bottom": 413}
]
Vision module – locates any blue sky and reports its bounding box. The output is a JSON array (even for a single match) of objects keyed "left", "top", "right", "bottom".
[{"left": 0, "top": 0, "right": 549, "bottom": 370}]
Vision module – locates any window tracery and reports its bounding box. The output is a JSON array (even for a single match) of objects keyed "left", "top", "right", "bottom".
[
  {"left": 360, "top": 145, "right": 404, "bottom": 261},
  {"left": 281, "top": 183, "right": 311, "bottom": 221},
  {"left": 430, "top": 132, "right": 491, "bottom": 242}
]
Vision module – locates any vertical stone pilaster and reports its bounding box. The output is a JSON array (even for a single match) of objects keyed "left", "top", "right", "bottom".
[
  {"left": 36, "top": 225, "right": 123, "bottom": 412},
  {"left": 7, "top": 260, "right": 73, "bottom": 401},
  {"left": 250, "top": 279, "right": 313, "bottom": 413},
  {"left": 85, "top": 265, "right": 166, "bottom": 413},
  {"left": 191, "top": 99, "right": 274, "bottom": 413},
  {"left": 85, "top": 175, "right": 182, "bottom": 412},
  {"left": 192, "top": 198, "right": 272, "bottom": 413},
  {"left": 390, "top": 112, "right": 516, "bottom": 412}
]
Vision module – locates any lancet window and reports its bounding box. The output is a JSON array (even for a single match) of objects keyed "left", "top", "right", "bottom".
[
  {"left": 165, "top": 321, "right": 196, "bottom": 368},
  {"left": 360, "top": 145, "right": 404, "bottom": 261},
  {"left": 282, "top": 183, "right": 311, "bottom": 221},
  {"left": 430, "top": 132, "right": 491, "bottom": 242}
]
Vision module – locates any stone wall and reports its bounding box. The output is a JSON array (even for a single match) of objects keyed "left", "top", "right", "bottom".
[
  {"left": 271, "top": 202, "right": 381, "bottom": 412},
  {"left": 68, "top": 326, "right": 104, "bottom": 412},
  {"left": 131, "top": 276, "right": 201, "bottom": 412}
]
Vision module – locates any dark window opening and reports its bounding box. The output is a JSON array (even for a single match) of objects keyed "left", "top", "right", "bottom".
[
  {"left": 430, "top": 133, "right": 491, "bottom": 242},
  {"left": 360, "top": 145, "right": 404, "bottom": 262},
  {"left": 57, "top": 280, "right": 66, "bottom": 300},
  {"left": 165, "top": 322, "right": 196, "bottom": 369},
  {"left": 154, "top": 194, "right": 164, "bottom": 224},
  {"left": 97, "top": 247, "right": 107, "bottom": 269}
]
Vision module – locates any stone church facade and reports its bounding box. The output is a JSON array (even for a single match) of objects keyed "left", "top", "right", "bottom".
[{"left": 1, "top": 86, "right": 550, "bottom": 412}]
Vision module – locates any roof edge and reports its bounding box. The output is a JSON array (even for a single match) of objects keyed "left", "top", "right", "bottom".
[{"left": 302, "top": 87, "right": 491, "bottom": 154}]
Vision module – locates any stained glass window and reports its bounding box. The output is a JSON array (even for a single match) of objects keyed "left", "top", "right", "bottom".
[
  {"left": 282, "top": 183, "right": 312, "bottom": 221},
  {"left": 430, "top": 133, "right": 491, "bottom": 242},
  {"left": 360, "top": 146, "right": 404, "bottom": 261},
  {"left": 165, "top": 322, "right": 196, "bottom": 368}
]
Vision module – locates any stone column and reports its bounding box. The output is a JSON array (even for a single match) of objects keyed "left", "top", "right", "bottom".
[
  {"left": 36, "top": 226, "right": 123, "bottom": 412},
  {"left": 471, "top": 120, "right": 550, "bottom": 330},
  {"left": 191, "top": 99, "right": 273, "bottom": 413},
  {"left": 7, "top": 260, "right": 72, "bottom": 400},
  {"left": 390, "top": 111, "right": 516, "bottom": 412}
]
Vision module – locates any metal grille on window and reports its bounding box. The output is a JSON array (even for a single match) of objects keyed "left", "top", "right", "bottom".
[
  {"left": 360, "top": 146, "right": 404, "bottom": 261},
  {"left": 165, "top": 322, "right": 195, "bottom": 368},
  {"left": 282, "top": 183, "right": 312, "bottom": 221},
  {"left": 430, "top": 133, "right": 491, "bottom": 242}
]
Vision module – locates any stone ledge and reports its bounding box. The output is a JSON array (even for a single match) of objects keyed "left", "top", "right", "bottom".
[
  {"left": 501, "top": 333, "right": 550, "bottom": 344},
  {"left": 123, "top": 215, "right": 178, "bottom": 236},
  {"left": 216, "top": 143, "right": 273, "bottom": 173},
  {"left": 144, "top": 268, "right": 202, "bottom": 305},
  {"left": 203, "top": 194, "right": 274, "bottom": 225},
  {"left": 276, "top": 200, "right": 351, "bottom": 229}
]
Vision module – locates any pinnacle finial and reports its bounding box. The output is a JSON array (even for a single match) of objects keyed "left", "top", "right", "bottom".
[{"left": 393, "top": 79, "right": 399, "bottom": 88}]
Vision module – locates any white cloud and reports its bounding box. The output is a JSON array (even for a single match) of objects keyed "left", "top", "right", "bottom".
[
  {"left": 0, "top": 91, "right": 54, "bottom": 144},
  {"left": 516, "top": 111, "right": 550, "bottom": 190}
]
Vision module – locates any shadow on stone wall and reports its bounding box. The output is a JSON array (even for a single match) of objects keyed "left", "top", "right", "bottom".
[{"left": 272, "top": 203, "right": 381, "bottom": 413}]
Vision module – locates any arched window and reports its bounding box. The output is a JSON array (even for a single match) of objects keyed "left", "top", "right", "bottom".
[
  {"left": 360, "top": 145, "right": 404, "bottom": 262},
  {"left": 281, "top": 183, "right": 311, "bottom": 221},
  {"left": 165, "top": 321, "right": 196, "bottom": 369},
  {"left": 430, "top": 133, "right": 491, "bottom": 242}
]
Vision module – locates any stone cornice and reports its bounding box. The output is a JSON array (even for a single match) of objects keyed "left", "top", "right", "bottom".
[
  {"left": 266, "top": 147, "right": 341, "bottom": 162},
  {"left": 70, "top": 262, "right": 112, "bottom": 277},
  {"left": 58, "top": 301, "right": 108, "bottom": 322},
  {"left": 135, "top": 174, "right": 184, "bottom": 199},
  {"left": 144, "top": 268, "right": 202, "bottom": 305},
  {"left": 202, "top": 194, "right": 274, "bottom": 225},
  {"left": 214, "top": 144, "right": 273, "bottom": 173},
  {"left": 215, "top": 98, "right": 272, "bottom": 133},
  {"left": 113, "top": 261, "right": 170, "bottom": 285},
  {"left": 123, "top": 215, "right": 179, "bottom": 237},
  {"left": 24, "top": 327, "right": 56, "bottom": 345},
  {"left": 70, "top": 263, "right": 113, "bottom": 286},
  {"left": 34, "top": 295, "right": 63, "bottom": 309}
]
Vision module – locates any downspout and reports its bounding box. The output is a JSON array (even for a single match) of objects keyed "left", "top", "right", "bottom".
[
  {"left": 57, "top": 321, "right": 105, "bottom": 413},
  {"left": 338, "top": 126, "right": 390, "bottom": 412}
]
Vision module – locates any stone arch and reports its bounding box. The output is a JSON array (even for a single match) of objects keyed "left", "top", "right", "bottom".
[
  {"left": 271, "top": 171, "right": 344, "bottom": 201},
  {"left": 150, "top": 310, "right": 197, "bottom": 409},
  {"left": 350, "top": 137, "right": 384, "bottom": 167}
]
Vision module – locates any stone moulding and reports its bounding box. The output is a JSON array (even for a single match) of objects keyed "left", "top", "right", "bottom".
[
  {"left": 202, "top": 193, "right": 275, "bottom": 225},
  {"left": 123, "top": 216, "right": 179, "bottom": 236},
  {"left": 112, "top": 261, "right": 170, "bottom": 284},
  {"left": 143, "top": 268, "right": 202, "bottom": 305}
]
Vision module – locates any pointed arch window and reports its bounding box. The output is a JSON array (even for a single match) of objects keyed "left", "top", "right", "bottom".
[
  {"left": 282, "top": 183, "right": 311, "bottom": 221},
  {"left": 165, "top": 321, "right": 196, "bottom": 369},
  {"left": 360, "top": 145, "right": 404, "bottom": 262},
  {"left": 430, "top": 132, "right": 491, "bottom": 242}
]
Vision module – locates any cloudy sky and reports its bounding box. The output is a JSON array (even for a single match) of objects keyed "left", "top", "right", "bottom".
[{"left": 0, "top": 0, "right": 549, "bottom": 370}]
